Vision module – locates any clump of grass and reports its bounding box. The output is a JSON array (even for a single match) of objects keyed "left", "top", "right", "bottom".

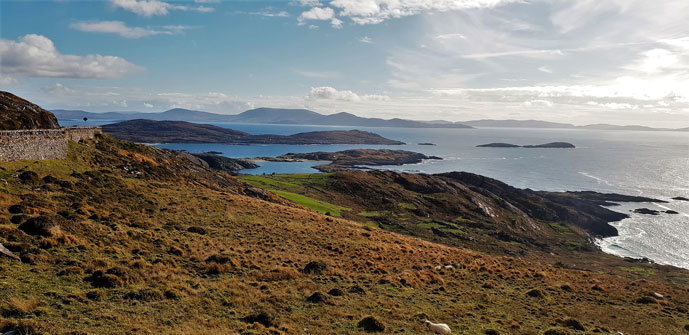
[{"left": 1, "top": 298, "right": 39, "bottom": 317}]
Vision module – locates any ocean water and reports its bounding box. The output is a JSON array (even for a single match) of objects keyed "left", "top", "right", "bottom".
[{"left": 65, "top": 120, "right": 689, "bottom": 269}]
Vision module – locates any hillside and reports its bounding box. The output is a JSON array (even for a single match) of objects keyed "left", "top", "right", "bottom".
[
  {"left": 102, "top": 120, "right": 404, "bottom": 145},
  {"left": 239, "top": 171, "right": 669, "bottom": 257},
  {"left": 0, "top": 91, "right": 60, "bottom": 130},
  {"left": 1, "top": 134, "right": 688, "bottom": 334}
]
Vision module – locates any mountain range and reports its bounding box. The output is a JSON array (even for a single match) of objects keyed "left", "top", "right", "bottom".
[
  {"left": 52, "top": 108, "right": 472, "bottom": 129},
  {"left": 52, "top": 108, "right": 689, "bottom": 131},
  {"left": 462, "top": 119, "right": 688, "bottom": 131}
]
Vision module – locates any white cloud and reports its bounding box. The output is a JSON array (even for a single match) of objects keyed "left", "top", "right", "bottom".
[
  {"left": 255, "top": 11, "right": 290, "bottom": 17},
  {"left": 538, "top": 66, "right": 553, "bottom": 73},
  {"left": 294, "top": 69, "right": 340, "bottom": 78},
  {"left": 299, "top": 0, "right": 321, "bottom": 6},
  {"left": 359, "top": 36, "right": 373, "bottom": 44},
  {"left": 109, "top": 0, "right": 213, "bottom": 17},
  {"left": 331, "top": 18, "right": 343, "bottom": 28},
  {"left": 524, "top": 99, "right": 553, "bottom": 107},
  {"left": 626, "top": 49, "right": 683, "bottom": 74},
  {"left": 322, "top": 0, "right": 518, "bottom": 25},
  {"left": 0, "top": 34, "right": 142, "bottom": 80},
  {"left": 297, "top": 6, "right": 343, "bottom": 27},
  {"left": 462, "top": 49, "right": 565, "bottom": 60},
  {"left": 307, "top": 86, "right": 389, "bottom": 101},
  {"left": 299, "top": 6, "right": 334, "bottom": 21},
  {"left": 37, "top": 84, "right": 254, "bottom": 114},
  {"left": 70, "top": 21, "right": 192, "bottom": 38},
  {"left": 434, "top": 33, "right": 466, "bottom": 40}
]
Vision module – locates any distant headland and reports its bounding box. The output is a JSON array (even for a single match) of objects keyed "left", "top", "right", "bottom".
[
  {"left": 477, "top": 142, "right": 576, "bottom": 148},
  {"left": 102, "top": 119, "right": 405, "bottom": 145}
]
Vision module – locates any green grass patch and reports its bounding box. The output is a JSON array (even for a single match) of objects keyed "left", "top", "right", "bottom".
[
  {"left": 398, "top": 202, "right": 417, "bottom": 210},
  {"left": 619, "top": 266, "right": 657, "bottom": 276},
  {"left": 358, "top": 210, "right": 388, "bottom": 217},
  {"left": 550, "top": 222, "right": 574, "bottom": 235},
  {"left": 454, "top": 217, "right": 477, "bottom": 224},
  {"left": 418, "top": 221, "right": 444, "bottom": 229},
  {"left": 271, "top": 190, "right": 350, "bottom": 217}
]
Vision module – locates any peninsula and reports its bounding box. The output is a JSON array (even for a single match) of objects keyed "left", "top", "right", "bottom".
[{"left": 102, "top": 119, "right": 404, "bottom": 145}]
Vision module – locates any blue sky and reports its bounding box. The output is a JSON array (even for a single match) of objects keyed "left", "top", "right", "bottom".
[{"left": 1, "top": 0, "right": 689, "bottom": 127}]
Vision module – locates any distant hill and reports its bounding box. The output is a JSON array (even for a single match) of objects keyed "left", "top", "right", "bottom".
[
  {"left": 463, "top": 119, "right": 576, "bottom": 129},
  {"left": 462, "top": 119, "right": 684, "bottom": 131},
  {"left": 102, "top": 119, "right": 405, "bottom": 145},
  {"left": 1, "top": 91, "right": 60, "bottom": 130},
  {"left": 53, "top": 107, "right": 472, "bottom": 128},
  {"left": 51, "top": 108, "right": 238, "bottom": 122},
  {"left": 477, "top": 142, "right": 575, "bottom": 148}
]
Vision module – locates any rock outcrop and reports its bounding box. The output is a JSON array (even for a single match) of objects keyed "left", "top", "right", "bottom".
[{"left": 0, "top": 91, "right": 60, "bottom": 130}]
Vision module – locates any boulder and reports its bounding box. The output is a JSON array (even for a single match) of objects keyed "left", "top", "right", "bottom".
[
  {"left": 559, "top": 318, "right": 585, "bottom": 331},
  {"left": 0, "top": 243, "right": 20, "bottom": 261},
  {"left": 302, "top": 261, "right": 327, "bottom": 274},
  {"left": 17, "top": 215, "right": 63, "bottom": 237},
  {"left": 327, "top": 288, "right": 344, "bottom": 296},
  {"left": 18, "top": 171, "right": 39, "bottom": 184},
  {"left": 632, "top": 208, "right": 660, "bottom": 215},
  {"left": 240, "top": 312, "right": 275, "bottom": 328},
  {"left": 526, "top": 288, "right": 545, "bottom": 298},
  {"left": 306, "top": 292, "right": 327, "bottom": 303},
  {"left": 357, "top": 316, "right": 385, "bottom": 332}
]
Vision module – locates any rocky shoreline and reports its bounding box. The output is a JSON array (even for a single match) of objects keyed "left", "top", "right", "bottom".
[{"left": 258, "top": 149, "right": 442, "bottom": 173}]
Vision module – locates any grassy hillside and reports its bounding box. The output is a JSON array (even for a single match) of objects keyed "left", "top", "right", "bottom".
[{"left": 1, "top": 135, "right": 688, "bottom": 335}]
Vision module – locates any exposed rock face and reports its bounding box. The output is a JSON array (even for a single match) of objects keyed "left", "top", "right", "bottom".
[
  {"left": 0, "top": 242, "right": 20, "bottom": 261},
  {"left": 0, "top": 91, "right": 60, "bottom": 130},
  {"left": 192, "top": 154, "right": 258, "bottom": 172}
]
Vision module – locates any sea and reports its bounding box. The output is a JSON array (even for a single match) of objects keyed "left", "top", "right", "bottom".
[{"left": 64, "top": 120, "right": 689, "bottom": 269}]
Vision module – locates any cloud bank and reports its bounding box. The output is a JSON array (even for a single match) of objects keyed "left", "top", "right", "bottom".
[{"left": 0, "top": 34, "right": 142, "bottom": 80}]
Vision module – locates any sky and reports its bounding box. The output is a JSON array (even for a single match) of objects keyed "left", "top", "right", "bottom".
[{"left": 1, "top": 0, "right": 689, "bottom": 127}]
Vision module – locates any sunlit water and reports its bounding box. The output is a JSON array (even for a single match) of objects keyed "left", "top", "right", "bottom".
[{"left": 64, "top": 120, "right": 689, "bottom": 269}]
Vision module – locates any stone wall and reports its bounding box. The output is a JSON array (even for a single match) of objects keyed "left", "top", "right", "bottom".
[{"left": 0, "top": 127, "right": 101, "bottom": 162}]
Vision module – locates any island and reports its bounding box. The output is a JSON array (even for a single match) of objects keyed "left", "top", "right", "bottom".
[
  {"left": 257, "top": 149, "right": 442, "bottom": 172},
  {"left": 102, "top": 119, "right": 405, "bottom": 145},
  {"left": 418, "top": 142, "right": 436, "bottom": 146},
  {"left": 477, "top": 142, "right": 575, "bottom": 148}
]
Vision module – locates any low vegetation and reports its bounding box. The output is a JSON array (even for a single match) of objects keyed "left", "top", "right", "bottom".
[{"left": 0, "top": 135, "right": 688, "bottom": 334}]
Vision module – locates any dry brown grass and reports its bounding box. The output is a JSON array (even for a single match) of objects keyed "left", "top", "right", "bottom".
[
  {"left": 0, "top": 136, "right": 687, "bottom": 334},
  {"left": 1, "top": 298, "right": 39, "bottom": 318}
]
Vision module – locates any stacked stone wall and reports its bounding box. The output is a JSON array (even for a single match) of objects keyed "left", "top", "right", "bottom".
[{"left": 0, "top": 127, "right": 101, "bottom": 162}]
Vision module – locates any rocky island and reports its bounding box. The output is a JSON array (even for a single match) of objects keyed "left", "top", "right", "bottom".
[
  {"left": 478, "top": 142, "right": 576, "bottom": 148},
  {"left": 262, "top": 149, "right": 442, "bottom": 172},
  {"left": 102, "top": 119, "right": 405, "bottom": 145}
]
